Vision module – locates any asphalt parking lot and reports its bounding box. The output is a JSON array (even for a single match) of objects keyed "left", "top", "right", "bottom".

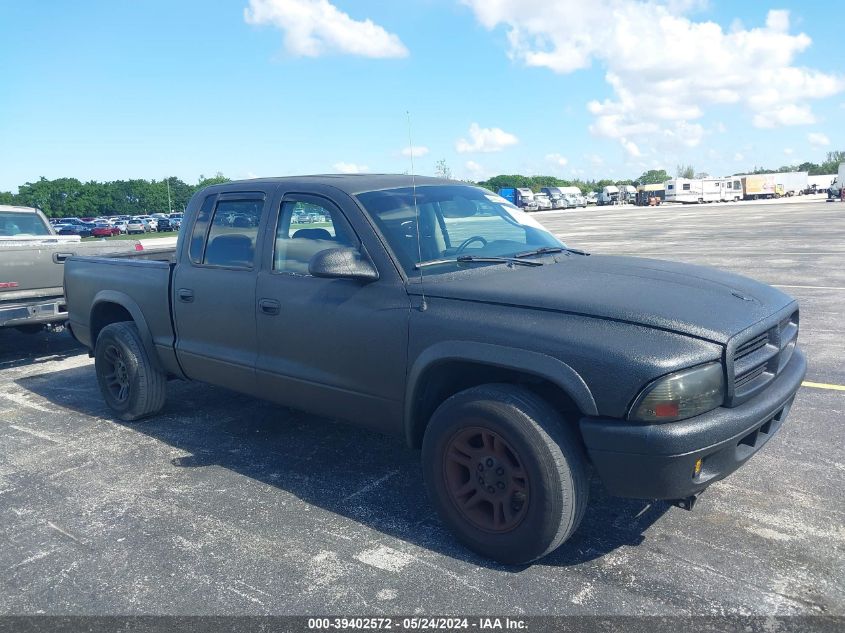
[{"left": 1, "top": 197, "right": 843, "bottom": 616}]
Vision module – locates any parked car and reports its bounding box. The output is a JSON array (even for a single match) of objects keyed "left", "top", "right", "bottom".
[
  {"left": 59, "top": 217, "right": 86, "bottom": 227},
  {"left": 126, "top": 218, "right": 147, "bottom": 235},
  {"left": 113, "top": 220, "right": 129, "bottom": 234},
  {"left": 168, "top": 213, "right": 183, "bottom": 230},
  {"left": 134, "top": 215, "right": 157, "bottom": 231},
  {"left": 91, "top": 222, "right": 121, "bottom": 238},
  {"left": 586, "top": 192, "right": 598, "bottom": 205},
  {"left": 57, "top": 223, "right": 93, "bottom": 238},
  {"left": 156, "top": 216, "right": 174, "bottom": 232},
  {"left": 65, "top": 175, "right": 805, "bottom": 565}
]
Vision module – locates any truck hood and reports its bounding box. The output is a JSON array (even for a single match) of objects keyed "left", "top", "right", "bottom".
[{"left": 417, "top": 255, "right": 795, "bottom": 344}]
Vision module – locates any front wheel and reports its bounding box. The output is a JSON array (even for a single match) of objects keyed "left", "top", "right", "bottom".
[
  {"left": 422, "top": 384, "right": 589, "bottom": 564},
  {"left": 95, "top": 322, "right": 167, "bottom": 421}
]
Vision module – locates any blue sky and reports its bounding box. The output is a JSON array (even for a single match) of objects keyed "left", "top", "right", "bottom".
[{"left": 0, "top": 0, "right": 842, "bottom": 192}]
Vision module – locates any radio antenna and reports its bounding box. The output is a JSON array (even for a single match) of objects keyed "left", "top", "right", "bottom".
[{"left": 407, "top": 110, "right": 427, "bottom": 312}]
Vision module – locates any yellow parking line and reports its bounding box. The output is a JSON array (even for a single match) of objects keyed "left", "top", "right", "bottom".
[{"left": 802, "top": 381, "right": 845, "bottom": 391}]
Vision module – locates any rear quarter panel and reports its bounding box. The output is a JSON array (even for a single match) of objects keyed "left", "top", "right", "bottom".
[{"left": 65, "top": 256, "right": 179, "bottom": 374}]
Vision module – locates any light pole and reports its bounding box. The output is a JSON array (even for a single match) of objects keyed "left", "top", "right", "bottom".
[{"left": 166, "top": 177, "right": 172, "bottom": 214}]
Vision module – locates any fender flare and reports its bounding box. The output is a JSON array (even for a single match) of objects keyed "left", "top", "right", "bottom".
[
  {"left": 90, "top": 290, "right": 162, "bottom": 373},
  {"left": 404, "top": 340, "right": 598, "bottom": 447}
]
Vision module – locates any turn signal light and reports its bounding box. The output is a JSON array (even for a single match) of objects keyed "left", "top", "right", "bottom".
[{"left": 693, "top": 458, "right": 703, "bottom": 477}]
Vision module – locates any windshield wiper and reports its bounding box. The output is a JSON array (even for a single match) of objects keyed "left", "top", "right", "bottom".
[
  {"left": 416, "top": 255, "right": 543, "bottom": 269},
  {"left": 515, "top": 246, "right": 590, "bottom": 258}
]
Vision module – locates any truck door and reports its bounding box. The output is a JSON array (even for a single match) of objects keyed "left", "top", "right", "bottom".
[
  {"left": 254, "top": 192, "right": 410, "bottom": 434},
  {"left": 172, "top": 189, "right": 270, "bottom": 396}
]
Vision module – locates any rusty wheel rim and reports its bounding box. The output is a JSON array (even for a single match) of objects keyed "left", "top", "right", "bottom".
[{"left": 443, "top": 426, "right": 530, "bottom": 533}]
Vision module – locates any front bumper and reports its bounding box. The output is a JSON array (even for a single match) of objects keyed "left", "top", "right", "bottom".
[
  {"left": 0, "top": 297, "right": 68, "bottom": 328},
  {"left": 579, "top": 348, "right": 806, "bottom": 500}
]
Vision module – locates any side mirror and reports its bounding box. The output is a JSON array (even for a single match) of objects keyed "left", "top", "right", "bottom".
[{"left": 308, "top": 247, "right": 379, "bottom": 282}]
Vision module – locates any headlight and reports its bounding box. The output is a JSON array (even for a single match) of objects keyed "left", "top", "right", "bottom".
[{"left": 629, "top": 362, "right": 725, "bottom": 423}]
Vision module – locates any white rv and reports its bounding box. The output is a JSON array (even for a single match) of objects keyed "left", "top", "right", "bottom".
[
  {"left": 665, "top": 178, "right": 732, "bottom": 203},
  {"left": 723, "top": 178, "right": 743, "bottom": 202}
]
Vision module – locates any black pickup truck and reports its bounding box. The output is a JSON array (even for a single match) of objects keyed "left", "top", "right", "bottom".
[{"left": 65, "top": 175, "right": 806, "bottom": 564}]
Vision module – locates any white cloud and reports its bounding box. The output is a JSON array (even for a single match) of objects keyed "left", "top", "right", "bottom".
[
  {"left": 455, "top": 123, "right": 518, "bottom": 153},
  {"left": 401, "top": 146, "right": 429, "bottom": 158},
  {"left": 620, "top": 138, "right": 642, "bottom": 157},
  {"left": 783, "top": 148, "right": 794, "bottom": 156},
  {"left": 464, "top": 160, "right": 487, "bottom": 180},
  {"left": 333, "top": 161, "right": 368, "bottom": 173},
  {"left": 752, "top": 104, "right": 816, "bottom": 128},
  {"left": 245, "top": 0, "right": 408, "bottom": 58},
  {"left": 734, "top": 152, "right": 744, "bottom": 161},
  {"left": 462, "top": 2, "right": 844, "bottom": 156},
  {"left": 545, "top": 153, "right": 568, "bottom": 167},
  {"left": 808, "top": 132, "right": 831, "bottom": 147}
]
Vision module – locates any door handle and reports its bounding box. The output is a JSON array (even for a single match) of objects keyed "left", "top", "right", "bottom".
[
  {"left": 177, "top": 288, "right": 194, "bottom": 303},
  {"left": 258, "top": 299, "right": 280, "bottom": 315},
  {"left": 53, "top": 252, "right": 74, "bottom": 263}
]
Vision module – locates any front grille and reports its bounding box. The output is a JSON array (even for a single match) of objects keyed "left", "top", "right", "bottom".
[
  {"left": 731, "top": 310, "right": 798, "bottom": 401},
  {"left": 734, "top": 332, "right": 768, "bottom": 361}
]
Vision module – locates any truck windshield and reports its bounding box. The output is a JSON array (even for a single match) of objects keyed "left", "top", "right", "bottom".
[
  {"left": 0, "top": 212, "right": 52, "bottom": 236},
  {"left": 356, "top": 185, "right": 564, "bottom": 275}
]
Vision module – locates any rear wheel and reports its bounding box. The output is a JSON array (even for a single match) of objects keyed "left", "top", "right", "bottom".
[
  {"left": 95, "top": 322, "right": 166, "bottom": 421},
  {"left": 422, "top": 384, "right": 589, "bottom": 564}
]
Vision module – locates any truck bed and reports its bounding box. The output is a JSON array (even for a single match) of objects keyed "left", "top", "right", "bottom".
[{"left": 64, "top": 252, "right": 177, "bottom": 361}]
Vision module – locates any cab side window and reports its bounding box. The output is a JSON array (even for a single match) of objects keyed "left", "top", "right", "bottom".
[
  {"left": 201, "top": 199, "right": 264, "bottom": 269},
  {"left": 273, "top": 198, "right": 355, "bottom": 274}
]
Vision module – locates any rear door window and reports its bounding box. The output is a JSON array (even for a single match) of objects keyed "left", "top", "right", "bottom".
[{"left": 189, "top": 193, "right": 266, "bottom": 269}]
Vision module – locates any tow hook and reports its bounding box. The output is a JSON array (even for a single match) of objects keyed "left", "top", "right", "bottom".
[{"left": 672, "top": 492, "right": 702, "bottom": 511}]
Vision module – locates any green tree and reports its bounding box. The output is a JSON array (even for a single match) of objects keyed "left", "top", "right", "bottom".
[
  {"left": 636, "top": 169, "right": 669, "bottom": 185},
  {"left": 676, "top": 164, "right": 695, "bottom": 179},
  {"left": 196, "top": 172, "right": 230, "bottom": 189}
]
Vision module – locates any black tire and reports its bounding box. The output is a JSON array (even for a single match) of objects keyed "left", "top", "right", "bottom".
[
  {"left": 421, "top": 384, "right": 589, "bottom": 564},
  {"left": 94, "top": 322, "right": 166, "bottom": 421}
]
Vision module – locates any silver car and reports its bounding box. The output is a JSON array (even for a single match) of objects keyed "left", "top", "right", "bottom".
[{"left": 127, "top": 218, "right": 147, "bottom": 235}]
